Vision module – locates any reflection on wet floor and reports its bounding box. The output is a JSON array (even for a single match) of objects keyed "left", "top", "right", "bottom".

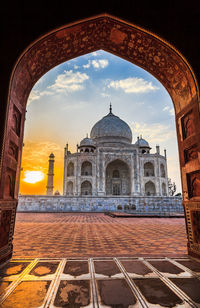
[
  {"left": 98, "top": 279, "right": 137, "bottom": 307},
  {"left": 0, "top": 257, "right": 199, "bottom": 307},
  {"left": 134, "top": 278, "right": 183, "bottom": 306},
  {"left": 54, "top": 280, "right": 90, "bottom": 307},
  {"left": 29, "top": 261, "right": 59, "bottom": 276},
  {"left": 121, "top": 260, "right": 152, "bottom": 275},
  {"left": 2, "top": 281, "right": 50, "bottom": 308},
  {"left": 94, "top": 260, "right": 121, "bottom": 277},
  {"left": 63, "top": 261, "right": 89, "bottom": 277}
]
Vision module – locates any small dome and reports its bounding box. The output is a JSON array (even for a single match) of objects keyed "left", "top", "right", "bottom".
[
  {"left": 135, "top": 137, "right": 150, "bottom": 148},
  {"left": 54, "top": 190, "right": 60, "bottom": 195},
  {"left": 90, "top": 106, "right": 132, "bottom": 144},
  {"left": 80, "top": 137, "right": 95, "bottom": 147}
]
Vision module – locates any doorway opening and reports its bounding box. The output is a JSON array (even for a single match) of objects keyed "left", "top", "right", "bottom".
[{"left": 14, "top": 49, "right": 184, "bottom": 258}]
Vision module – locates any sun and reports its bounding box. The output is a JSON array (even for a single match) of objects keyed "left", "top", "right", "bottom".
[{"left": 23, "top": 171, "right": 45, "bottom": 184}]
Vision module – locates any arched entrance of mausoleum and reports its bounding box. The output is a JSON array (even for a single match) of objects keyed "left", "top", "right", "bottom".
[
  {"left": 106, "top": 159, "right": 131, "bottom": 196},
  {"left": 0, "top": 14, "right": 200, "bottom": 264}
]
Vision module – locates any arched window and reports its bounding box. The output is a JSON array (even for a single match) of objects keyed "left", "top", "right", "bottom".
[
  {"left": 145, "top": 181, "right": 156, "bottom": 196},
  {"left": 112, "top": 169, "right": 120, "bottom": 178},
  {"left": 162, "top": 182, "right": 167, "bottom": 196},
  {"left": 160, "top": 163, "right": 165, "bottom": 177},
  {"left": 144, "top": 162, "right": 154, "bottom": 177},
  {"left": 66, "top": 181, "right": 73, "bottom": 195},
  {"left": 81, "top": 180, "right": 92, "bottom": 195},
  {"left": 81, "top": 161, "right": 92, "bottom": 176},
  {"left": 85, "top": 148, "right": 89, "bottom": 153},
  {"left": 67, "top": 162, "right": 74, "bottom": 176}
]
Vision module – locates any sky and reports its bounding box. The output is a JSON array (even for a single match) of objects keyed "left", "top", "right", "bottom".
[{"left": 19, "top": 50, "right": 181, "bottom": 195}]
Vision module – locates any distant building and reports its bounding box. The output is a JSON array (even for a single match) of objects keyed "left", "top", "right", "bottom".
[
  {"left": 20, "top": 108, "right": 182, "bottom": 213},
  {"left": 63, "top": 105, "right": 169, "bottom": 197}
]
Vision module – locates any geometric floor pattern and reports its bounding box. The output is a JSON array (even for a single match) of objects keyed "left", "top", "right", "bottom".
[
  {"left": 13, "top": 213, "right": 187, "bottom": 257},
  {"left": 0, "top": 256, "right": 200, "bottom": 307}
]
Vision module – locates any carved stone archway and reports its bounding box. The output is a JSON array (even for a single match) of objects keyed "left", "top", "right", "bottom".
[{"left": 0, "top": 14, "right": 200, "bottom": 264}]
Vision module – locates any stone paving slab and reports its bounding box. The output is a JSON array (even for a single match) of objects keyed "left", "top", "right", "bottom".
[
  {"left": 0, "top": 257, "right": 200, "bottom": 307},
  {"left": 13, "top": 213, "right": 187, "bottom": 258}
]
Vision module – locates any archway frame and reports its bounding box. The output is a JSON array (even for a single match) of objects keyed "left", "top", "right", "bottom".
[{"left": 0, "top": 13, "right": 200, "bottom": 263}]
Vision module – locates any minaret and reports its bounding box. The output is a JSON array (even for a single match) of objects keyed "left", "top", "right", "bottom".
[{"left": 46, "top": 153, "right": 55, "bottom": 195}]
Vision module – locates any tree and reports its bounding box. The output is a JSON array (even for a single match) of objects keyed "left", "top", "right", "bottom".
[{"left": 168, "top": 178, "right": 176, "bottom": 196}]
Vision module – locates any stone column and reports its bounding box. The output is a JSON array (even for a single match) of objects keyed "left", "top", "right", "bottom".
[
  {"left": 164, "top": 149, "right": 169, "bottom": 196},
  {"left": 46, "top": 153, "right": 55, "bottom": 195},
  {"left": 63, "top": 144, "right": 68, "bottom": 195}
]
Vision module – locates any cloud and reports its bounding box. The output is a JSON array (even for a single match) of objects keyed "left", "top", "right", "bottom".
[
  {"left": 132, "top": 122, "right": 175, "bottom": 143},
  {"left": 27, "top": 90, "right": 41, "bottom": 104},
  {"left": 101, "top": 92, "right": 111, "bottom": 98},
  {"left": 20, "top": 141, "right": 64, "bottom": 194},
  {"left": 27, "top": 89, "right": 54, "bottom": 105},
  {"left": 91, "top": 51, "right": 100, "bottom": 56},
  {"left": 83, "top": 59, "right": 109, "bottom": 69},
  {"left": 163, "top": 105, "right": 175, "bottom": 116},
  {"left": 62, "top": 100, "right": 89, "bottom": 110},
  {"left": 108, "top": 77, "right": 159, "bottom": 93},
  {"left": 83, "top": 63, "right": 90, "bottom": 69},
  {"left": 21, "top": 141, "right": 63, "bottom": 173},
  {"left": 48, "top": 70, "right": 89, "bottom": 93}
]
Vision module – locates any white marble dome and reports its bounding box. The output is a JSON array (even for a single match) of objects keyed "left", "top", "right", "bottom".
[
  {"left": 80, "top": 136, "right": 95, "bottom": 147},
  {"left": 135, "top": 137, "right": 150, "bottom": 148},
  {"left": 90, "top": 109, "right": 132, "bottom": 144}
]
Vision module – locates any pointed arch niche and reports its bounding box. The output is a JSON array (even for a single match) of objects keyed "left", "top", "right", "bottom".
[{"left": 0, "top": 14, "right": 200, "bottom": 263}]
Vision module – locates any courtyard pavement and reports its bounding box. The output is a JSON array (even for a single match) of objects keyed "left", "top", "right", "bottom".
[
  {"left": 1, "top": 213, "right": 198, "bottom": 308},
  {"left": 13, "top": 213, "right": 188, "bottom": 258}
]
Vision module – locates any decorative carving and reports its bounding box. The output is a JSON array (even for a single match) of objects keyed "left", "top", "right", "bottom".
[
  {"left": 12, "top": 106, "right": 21, "bottom": 136},
  {"left": 104, "top": 154, "right": 132, "bottom": 168},
  {"left": 0, "top": 210, "right": 12, "bottom": 248},
  {"left": 8, "top": 141, "right": 18, "bottom": 161},
  {"left": 10, "top": 15, "right": 197, "bottom": 111},
  {"left": 191, "top": 211, "right": 200, "bottom": 244},
  {"left": 181, "top": 111, "right": 195, "bottom": 139},
  {"left": 4, "top": 169, "right": 16, "bottom": 199},
  {"left": 187, "top": 171, "right": 200, "bottom": 198},
  {"left": 184, "top": 144, "right": 198, "bottom": 163}
]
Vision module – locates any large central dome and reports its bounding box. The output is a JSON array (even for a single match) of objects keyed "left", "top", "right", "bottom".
[{"left": 90, "top": 106, "right": 132, "bottom": 144}]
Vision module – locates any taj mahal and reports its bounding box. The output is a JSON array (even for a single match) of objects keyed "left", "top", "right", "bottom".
[
  {"left": 18, "top": 105, "right": 183, "bottom": 213},
  {"left": 62, "top": 104, "right": 169, "bottom": 198}
]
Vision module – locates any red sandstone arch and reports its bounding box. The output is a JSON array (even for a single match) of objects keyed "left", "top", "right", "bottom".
[{"left": 0, "top": 14, "right": 200, "bottom": 264}]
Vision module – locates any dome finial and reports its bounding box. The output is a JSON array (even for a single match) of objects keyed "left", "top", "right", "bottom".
[{"left": 109, "top": 102, "right": 112, "bottom": 114}]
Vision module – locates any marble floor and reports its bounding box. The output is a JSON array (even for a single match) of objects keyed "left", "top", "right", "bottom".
[{"left": 0, "top": 256, "right": 200, "bottom": 307}]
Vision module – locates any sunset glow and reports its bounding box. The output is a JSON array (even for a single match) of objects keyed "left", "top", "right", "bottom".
[{"left": 23, "top": 171, "right": 45, "bottom": 184}]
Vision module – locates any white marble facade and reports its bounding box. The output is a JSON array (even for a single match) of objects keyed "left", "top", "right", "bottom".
[{"left": 63, "top": 106, "right": 169, "bottom": 198}]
